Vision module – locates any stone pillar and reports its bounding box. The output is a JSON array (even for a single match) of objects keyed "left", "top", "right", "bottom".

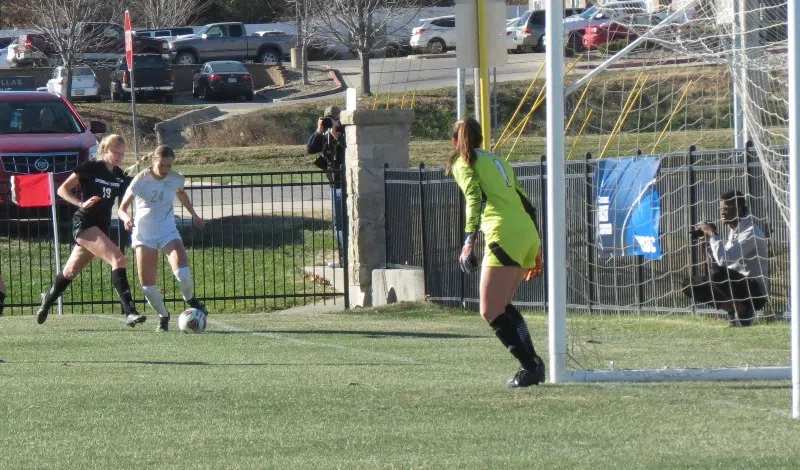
[
  {"left": 339, "top": 109, "right": 415, "bottom": 307},
  {"left": 290, "top": 48, "right": 300, "bottom": 69}
]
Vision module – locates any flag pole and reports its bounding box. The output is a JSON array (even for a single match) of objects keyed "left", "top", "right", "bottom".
[{"left": 48, "top": 172, "right": 63, "bottom": 316}]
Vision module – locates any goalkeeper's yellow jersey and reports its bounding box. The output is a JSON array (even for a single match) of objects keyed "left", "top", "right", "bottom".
[{"left": 451, "top": 150, "right": 536, "bottom": 236}]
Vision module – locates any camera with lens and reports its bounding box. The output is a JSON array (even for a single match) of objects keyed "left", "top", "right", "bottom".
[
  {"left": 689, "top": 222, "right": 716, "bottom": 240},
  {"left": 321, "top": 115, "right": 335, "bottom": 130}
]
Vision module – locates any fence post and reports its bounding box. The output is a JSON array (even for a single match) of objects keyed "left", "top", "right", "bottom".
[
  {"left": 339, "top": 108, "right": 415, "bottom": 307},
  {"left": 459, "top": 186, "right": 466, "bottom": 307},
  {"left": 744, "top": 140, "right": 754, "bottom": 204},
  {"left": 384, "top": 162, "right": 390, "bottom": 265},
  {"left": 540, "top": 153, "right": 548, "bottom": 310},
  {"left": 584, "top": 151, "right": 595, "bottom": 313},
  {"left": 686, "top": 144, "right": 697, "bottom": 313},
  {"left": 418, "top": 162, "right": 429, "bottom": 298},
  {"left": 342, "top": 164, "right": 351, "bottom": 310}
]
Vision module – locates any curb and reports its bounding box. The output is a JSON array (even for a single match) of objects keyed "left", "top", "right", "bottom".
[
  {"left": 272, "top": 67, "right": 347, "bottom": 103},
  {"left": 573, "top": 56, "right": 699, "bottom": 70},
  {"left": 408, "top": 52, "right": 456, "bottom": 60}
]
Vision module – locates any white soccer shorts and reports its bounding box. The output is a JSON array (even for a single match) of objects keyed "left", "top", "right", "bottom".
[{"left": 131, "top": 227, "right": 181, "bottom": 250}]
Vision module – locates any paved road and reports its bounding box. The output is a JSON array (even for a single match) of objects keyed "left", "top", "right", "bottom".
[
  {"left": 334, "top": 52, "right": 546, "bottom": 95},
  {"left": 176, "top": 52, "right": 546, "bottom": 120}
]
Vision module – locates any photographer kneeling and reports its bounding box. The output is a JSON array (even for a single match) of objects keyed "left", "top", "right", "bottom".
[
  {"left": 307, "top": 106, "right": 346, "bottom": 268},
  {"left": 682, "top": 190, "right": 769, "bottom": 326}
]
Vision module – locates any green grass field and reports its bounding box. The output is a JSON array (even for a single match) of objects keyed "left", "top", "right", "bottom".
[{"left": 2, "top": 304, "right": 799, "bottom": 469}]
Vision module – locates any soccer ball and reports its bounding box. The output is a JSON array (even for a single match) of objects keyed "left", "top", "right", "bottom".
[{"left": 178, "top": 308, "right": 206, "bottom": 334}]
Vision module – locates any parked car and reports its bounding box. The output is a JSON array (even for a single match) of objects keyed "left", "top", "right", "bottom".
[
  {"left": 15, "top": 22, "right": 168, "bottom": 67},
  {"left": 582, "top": 3, "right": 669, "bottom": 50},
  {"left": 168, "top": 22, "right": 292, "bottom": 65},
  {"left": 110, "top": 54, "right": 175, "bottom": 103},
  {"left": 583, "top": 21, "right": 637, "bottom": 49},
  {"left": 0, "top": 91, "right": 106, "bottom": 207},
  {"left": 135, "top": 27, "right": 196, "bottom": 40},
  {"left": 192, "top": 61, "right": 254, "bottom": 102},
  {"left": 506, "top": 17, "right": 521, "bottom": 52},
  {"left": 514, "top": 8, "right": 586, "bottom": 52},
  {"left": 410, "top": 15, "right": 456, "bottom": 54},
  {"left": 46, "top": 66, "right": 101, "bottom": 102}
]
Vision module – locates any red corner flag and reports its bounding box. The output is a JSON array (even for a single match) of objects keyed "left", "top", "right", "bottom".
[{"left": 11, "top": 173, "right": 53, "bottom": 208}]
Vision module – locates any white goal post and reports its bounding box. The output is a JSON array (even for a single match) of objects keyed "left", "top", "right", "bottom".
[{"left": 543, "top": 0, "right": 799, "bottom": 417}]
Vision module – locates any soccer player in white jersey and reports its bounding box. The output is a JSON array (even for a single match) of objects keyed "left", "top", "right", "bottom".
[{"left": 118, "top": 145, "right": 207, "bottom": 332}]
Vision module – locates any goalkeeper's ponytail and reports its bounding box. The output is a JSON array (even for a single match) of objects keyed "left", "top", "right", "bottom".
[{"left": 446, "top": 118, "right": 483, "bottom": 175}]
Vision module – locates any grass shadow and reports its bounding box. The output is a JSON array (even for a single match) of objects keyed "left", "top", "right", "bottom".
[{"left": 208, "top": 329, "right": 483, "bottom": 339}]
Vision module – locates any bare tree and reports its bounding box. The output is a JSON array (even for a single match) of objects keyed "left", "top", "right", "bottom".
[
  {"left": 15, "top": 0, "right": 120, "bottom": 98},
  {"left": 132, "top": 0, "right": 213, "bottom": 29},
  {"left": 288, "top": 0, "right": 326, "bottom": 85},
  {"left": 313, "top": 0, "right": 421, "bottom": 96}
]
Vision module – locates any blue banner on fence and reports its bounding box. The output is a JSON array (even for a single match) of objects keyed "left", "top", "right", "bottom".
[{"left": 595, "top": 156, "right": 662, "bottom": 260}]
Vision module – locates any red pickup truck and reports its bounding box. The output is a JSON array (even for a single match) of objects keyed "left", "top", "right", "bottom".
[
  {"left": 0, "top": 91, "right": 106, "bottom": 210},
  {"left": 13, "top": 22, "right": 168, "bottom": 67}
]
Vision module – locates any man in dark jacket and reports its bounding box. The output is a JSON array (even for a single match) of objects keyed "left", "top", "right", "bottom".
[{"left": 307, "top": 105, "right": 347, "bottom": 268}]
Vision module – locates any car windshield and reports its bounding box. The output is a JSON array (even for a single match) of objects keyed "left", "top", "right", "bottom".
[
  {"left": 210, "top": 63, "right": 247, "bottom": 73},
  {"left": 580, "top": 6, "right": 598, "bottom": 18},
  {"left": 73, "top": 67, "right": 94, "bottom": 77},
  {"left": 0, "top": 101, "right": 83, "bottom": 134},
  {"left": 131, "top": 56, "right": 165, "bottom": 69}
]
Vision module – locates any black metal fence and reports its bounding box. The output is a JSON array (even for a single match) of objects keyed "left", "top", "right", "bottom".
[
  {"left": 385, "top": 147, "right": 789, "bottom": 316},
  {"left": 0, "top": 170, "right": 348, "bottom": 315}
]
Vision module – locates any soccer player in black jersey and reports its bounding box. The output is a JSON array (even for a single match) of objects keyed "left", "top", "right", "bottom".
[{"left": 36, "top": 134, "right": 146, "bottom": 326}]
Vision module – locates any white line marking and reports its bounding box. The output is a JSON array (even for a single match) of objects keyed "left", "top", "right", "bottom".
[
  {"left": 208, "top": 319, "right": 420, "bottom": 365},
  {"left": 90, "top": 314, "right": 419, "bottom": 365}
]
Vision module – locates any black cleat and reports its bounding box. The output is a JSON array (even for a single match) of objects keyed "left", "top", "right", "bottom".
[
  {"left": 36, "top": 307, "right": 50, "bottom": 325},
  {"left": 37, "top": 294, "right": 50, "bottom": 325},
  {"left": 507, "top": 356, "right": 546, "bottom": 388},
  {"left": 156, "top": 316, "right": 169, "bottom": 332},
  {"left": 188, "top": 298, "right": 208, "bottom": 316},
  {"left": 125, "top": 312, "right": 147, "bottom": 327}
]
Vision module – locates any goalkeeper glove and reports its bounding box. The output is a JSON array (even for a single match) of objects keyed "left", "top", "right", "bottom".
[
  {"left": 525, "top": 250, "right": 543, "bottom": 281},
  {"left": 458, "top": 232, "right": 478, "bottom": 273}
]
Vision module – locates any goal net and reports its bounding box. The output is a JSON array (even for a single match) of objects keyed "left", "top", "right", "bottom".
[{"left": 509, "top": 0, "right": 789, "bottom": 381}]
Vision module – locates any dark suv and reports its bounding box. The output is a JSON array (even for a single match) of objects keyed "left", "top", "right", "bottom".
[{"left": 0, "top": 91, "right": 106, "bottom": 206}]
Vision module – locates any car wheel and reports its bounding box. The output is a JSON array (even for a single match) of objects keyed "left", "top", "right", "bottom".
[
  {"left": 536, "top": 35, "right": 545, "bottom": 53},
  {"left": 425, "top": 38, "right": 445, "bottom": 54},
  {"left": 176, "top": 51, "right": 197, "bottom": 65},
  {"left": 565, "top": 32, "right": 584, "bottom": 57},
  {"left": 259, "top": 48, "right": 280, "bottom": 63},
  {"left": 192, "top": 85, "right": 199, "bottom": 99},
  {"left": 203, "top": 84, "right": 213, "bottom": 102},
  {"left": 245, "top": 91, "right": 254, "bottom": 101},
  {"left": 164, "top": 94, "right": 174, "bottom": 103}
]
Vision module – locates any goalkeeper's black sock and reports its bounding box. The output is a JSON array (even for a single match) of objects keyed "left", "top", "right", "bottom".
[
  {"left": 111, "top": 268, "right": 136, "bottom": 315},
  {"left": 42, "top": 273, "right": 72, "bottom": 311},
  {"left": 490, "top": 310, "right": 539, "bottom": 371},
  {"left": 0, "top": 291, "right": 5, "bottom": 316},
  {"left": 505, "top": 304, "right": 539, "bottom": 358}
]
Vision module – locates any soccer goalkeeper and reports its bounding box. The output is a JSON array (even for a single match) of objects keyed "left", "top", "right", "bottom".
[{"left": 449, "top": 118, "right": 545, "bottom": 388}]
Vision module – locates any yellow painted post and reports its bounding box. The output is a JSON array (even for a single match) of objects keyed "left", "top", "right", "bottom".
[
  {"left": 567, "top": 109, "right": 594, "bottom": 160},
  {"left": 372, "top": 94, "right": 379, "bottom": 110},
  {"left": 651, "top": 80, "right": 693, "bottom": 154},
  {"left": 599, "top": 73, "right": 646, "bottom": 158},
  {"left": 411, "top": 91, "right": 417, "bottom": 109},
  {"left": 400, "top": 95, "right": 407, "bottom": 109},
  {"left": 477, "top": 0, "right": 491, "bottom": 150},
  {"left": 565, "top": 78, "right": 593, "bottom": 132},
  {"left": 495, "top": 61, "right": 545, "bottom": 146},
  {"left": 385, "top": 93, "right": 391, "bottom": 109}
]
